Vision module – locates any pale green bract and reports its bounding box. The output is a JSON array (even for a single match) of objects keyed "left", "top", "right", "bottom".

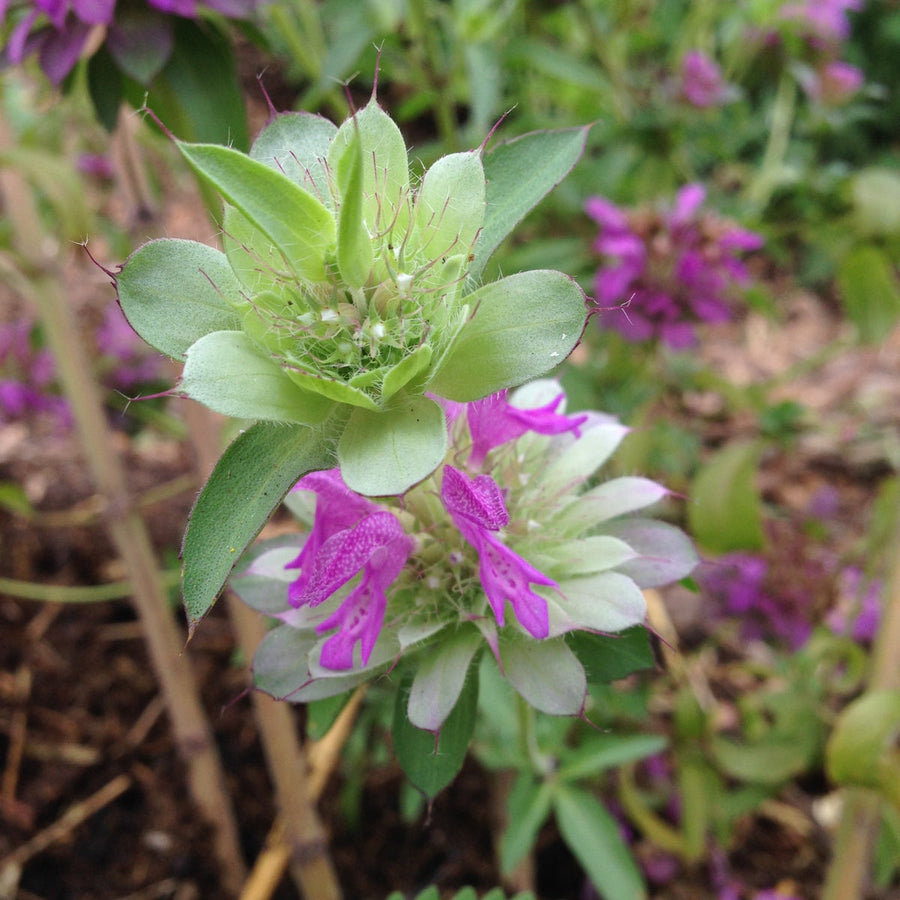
[{"left": 114, "top": 97, "right": 589, "bottom": 628}]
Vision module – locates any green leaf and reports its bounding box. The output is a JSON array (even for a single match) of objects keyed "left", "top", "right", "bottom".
[
  {"left": 470, "top": 127, "right": 589, "bottom": 282},
  {"left": 338, "top": 396, "right": 447, "bottom": 495},
  {"left": 413, "top": 150, "right": 485, "bottom": 262},
  {"left": 558, "top": 734, "right": 667, "bottom": 782},
  {"left": 177, "top": 142, "right": 335, "bottom": 281},
  {"left": 305, "top": 692, "right": 354, "bottom": 741},
  {"left": 710, "top": 736, "right": 817, "bottom": 785},
  {"left": 86, "top": 45, "right": 124, "bottom": 132},
  {"left": 145, "top": 19, "right": 249, "bottom": 150},
  {"left": 429, "top": 270, "right": 586, "bottom": 401},
  {"left": 253, "top": 624, "right": 382, "bottom": 702},
  {"left": 499, "top": 633, "right": 586, "bottom": 716},
  {"left": 333, "top": 127, "right": 373, "bottom": 288},
  {"left": 547, "top": 571, "right": 647, "bottom": 637},
  {"left": 180, "top": 331, "right": 334, "bottom": 423},
  {"left": 688, "top": 440, "right": 765, "bottom": 554},
  {"left": 826, "top": 690, "right": 900, "bottom": 801},
  {"left": 837, "top": 244, "right": 900, "bottom": 343},
  {"left": 116, "top": 239, "right": 244, "bottom": 360},
  {"left": 407, "top": 626, "right": 482, "bottom": 732},
  {"left": 500, "top": 775, "right": 553, "bottom": 875},
  {"left": 329, "top": 96, "right": 410, "bottom": 243},
  {"left": 249, "top": 111, "right": 337, "bottom": 201},
  {"left": 182, "top": 416, "right": 343, "bottom": 630},
  {"left": 392, "top": 668, "right": 479, "bottom": 799},
  {"left": 554, "top": 784, "right": 647, "bottom": 900},
  {"left": 566, "top": 626, "right": 654, "bottom": 685},
  {"left": 107, "top": 5, "right": 173, "bottom": 84}
]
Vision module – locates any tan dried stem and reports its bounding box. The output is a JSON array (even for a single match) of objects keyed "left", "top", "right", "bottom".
[{"left": 0, "top": 116, "right": 247, "bottom": 895}]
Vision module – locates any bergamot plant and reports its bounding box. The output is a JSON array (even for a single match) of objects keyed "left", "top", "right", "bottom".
[{"left": 115, "top": 92, "right": 589, "bottom": 628}]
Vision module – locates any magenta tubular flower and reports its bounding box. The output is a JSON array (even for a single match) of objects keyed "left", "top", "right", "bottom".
[
  {"left": 441, "top": 465, "right": 557, "bottom": 638},
  {"left": 585, "top": 186, "right": 763, "bottom": 348},
  {"left": 285, "top": 470, "right": 413, "bottom": 669},
  {"left": 465, "top": 389, "right": 588, "bottom": 468},
  {"left": 680, "top": 50, "right": 734, "bottom": 108},
  {"left": 808, "top": 60, "right": 865, "bottom": 104}
]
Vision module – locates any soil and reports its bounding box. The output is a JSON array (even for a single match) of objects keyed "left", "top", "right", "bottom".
[{"left": 2, "top": 92, "right": 900, "bottom": 900}]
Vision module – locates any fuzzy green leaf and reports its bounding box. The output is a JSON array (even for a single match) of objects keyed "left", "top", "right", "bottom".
[
  {"left": 837, "top": 244, "right": 900, "bottom": 343},
  {"left": 470, "top": 127, "right": 589, "bottom": 282},
  {"left": 250, "top": 111, "right": 336, "bottom": 201},
  {"left": 338, "top": 396, "right": 447, "bottom": 495},
  {"left": 407, "top": 626, "right": 482, "bottom": 732},
  {"left": 413, "top": 150, "right": 485, "bottom": 263},
  {"left": 499, "top": 633, "right": 586, "bottom": 716},
  {"left": 182, "top": 416, "right": 344, "bottom": 630},
  {"left": 429, "top": 270, "right": 586, "bottom": 401},
  {"left": 180, "top": 331, "right": 334, "bottom": 423},
  {"left": 333, "top": 127, "right": 373, "bottom": 288},
  {"left": 392, "top": 667, "right": 479, "bottom": 799},
  {"left": 558, "top": 734, "right": 667, "bottom": 782},
  {"left": 116, "top": 239, "right": 243, "bottom": 360},
  {"left": 177, "top": 142, "right": 335, "bottom": 281}
]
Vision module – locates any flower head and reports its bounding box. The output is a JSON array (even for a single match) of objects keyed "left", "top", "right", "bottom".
[
  {"left": 233, "top": 381, "right": 697, "bottom": 730},
  {"left": 586, "top": 185, "right": 763, "bottom": 348},
  {"left": 117, "top": 100, "right": 587, "bottom": 497}
]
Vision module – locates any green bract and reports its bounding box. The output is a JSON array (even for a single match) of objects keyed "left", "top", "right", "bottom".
[{"left": 115, "top": 97, "right": 588, "bottom": 626}]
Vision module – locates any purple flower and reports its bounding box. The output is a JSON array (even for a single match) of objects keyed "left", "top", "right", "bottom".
[
  {"left": 285, "top": 470, "right": 413, "bottom": 669},
  {"left": 585, "top": 185, "right": 763, "bottom": 348},
  {"left": 441, "top": 465, "right": 557, "bottom": 638},
  {"left": 680, "top": 51, "right": 735, "bottom": 108},
  {"left": 781, "top": 0, "right": 863, "bottom": 43},
  {"left": 805, "top": 60, "right": 865, "bottom": 104},
  {"left": 464, "top": 389, "right": 588, "bottom": 468},
  {"left": 96, "top": 303, "right": 164, "bottom": 389},
  {"left": 826, "top": 567, "right": 882, "bottom": 642},
  {"left": 2, "top": 0, "right": 256, "bottom": 84}
]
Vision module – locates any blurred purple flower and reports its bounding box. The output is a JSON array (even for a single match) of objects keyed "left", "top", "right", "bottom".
[
  {"left": 96, "top": 303, "right": 164, "bottom": 389},
  {"left": 2, "top": 0, "right": 256, "bottom": 84},
  {"left": 0, "top": 318, "right": 70, "bottom": 426},
  {"left": 586, "top": 185, "right": 763, "bottom": 348},
  {"left": 680, "top": 50, "right": 735, "bottom": 108},
  {"left": 781, "top": 0, "right": 863, "bottom": 44},
  {"left": 806, "top": 60, "right": 865, "bottom": 104},
  {"left": 826, "top": 566, "right": 881, "bottom": 642},
  {"left": 700, "top": 552, "right": 812, "bottom": 648}
]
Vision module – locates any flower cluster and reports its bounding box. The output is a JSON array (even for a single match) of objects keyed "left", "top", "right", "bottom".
[
  {"left": 1, "top": 0, "right": 256, "bottom": 85},
  {"left": 585, "top": 185, "right": 763, "bottom": 349},
  {"left": 232, "top": 382, "right": 697, "bottom": 731},
  {"left": 0, "top": 318, "right": 69, "bottom": 426}
]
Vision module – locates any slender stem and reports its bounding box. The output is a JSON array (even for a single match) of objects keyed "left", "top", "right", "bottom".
[
  {"left": 823, "top": 504, "right": 900, "bottom": 899},
  {"left": 0, "top": 571, "right": 179, "bottom": 603},
  {"left": 745, "top": 72, "right": 796, "bottom": 211},
  {"left": 0, "top": 115, "right": 247, "bottom": 895}
]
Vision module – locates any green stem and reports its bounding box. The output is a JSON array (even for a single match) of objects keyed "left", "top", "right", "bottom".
[
  {"left": 516, "top": 695, "right": 554, "bottom": 777},
  {"left": 745, "top": 71, "right": 796, "bottom": 212},
  {"left": 0, "top": 114, "right": 247, "bottom": 895},
  {"left": 0, "top": 572, "right": 179, "bottom": 603},
  {"left": 823, "top": 508, "right": 900, "bottom": 898}
]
